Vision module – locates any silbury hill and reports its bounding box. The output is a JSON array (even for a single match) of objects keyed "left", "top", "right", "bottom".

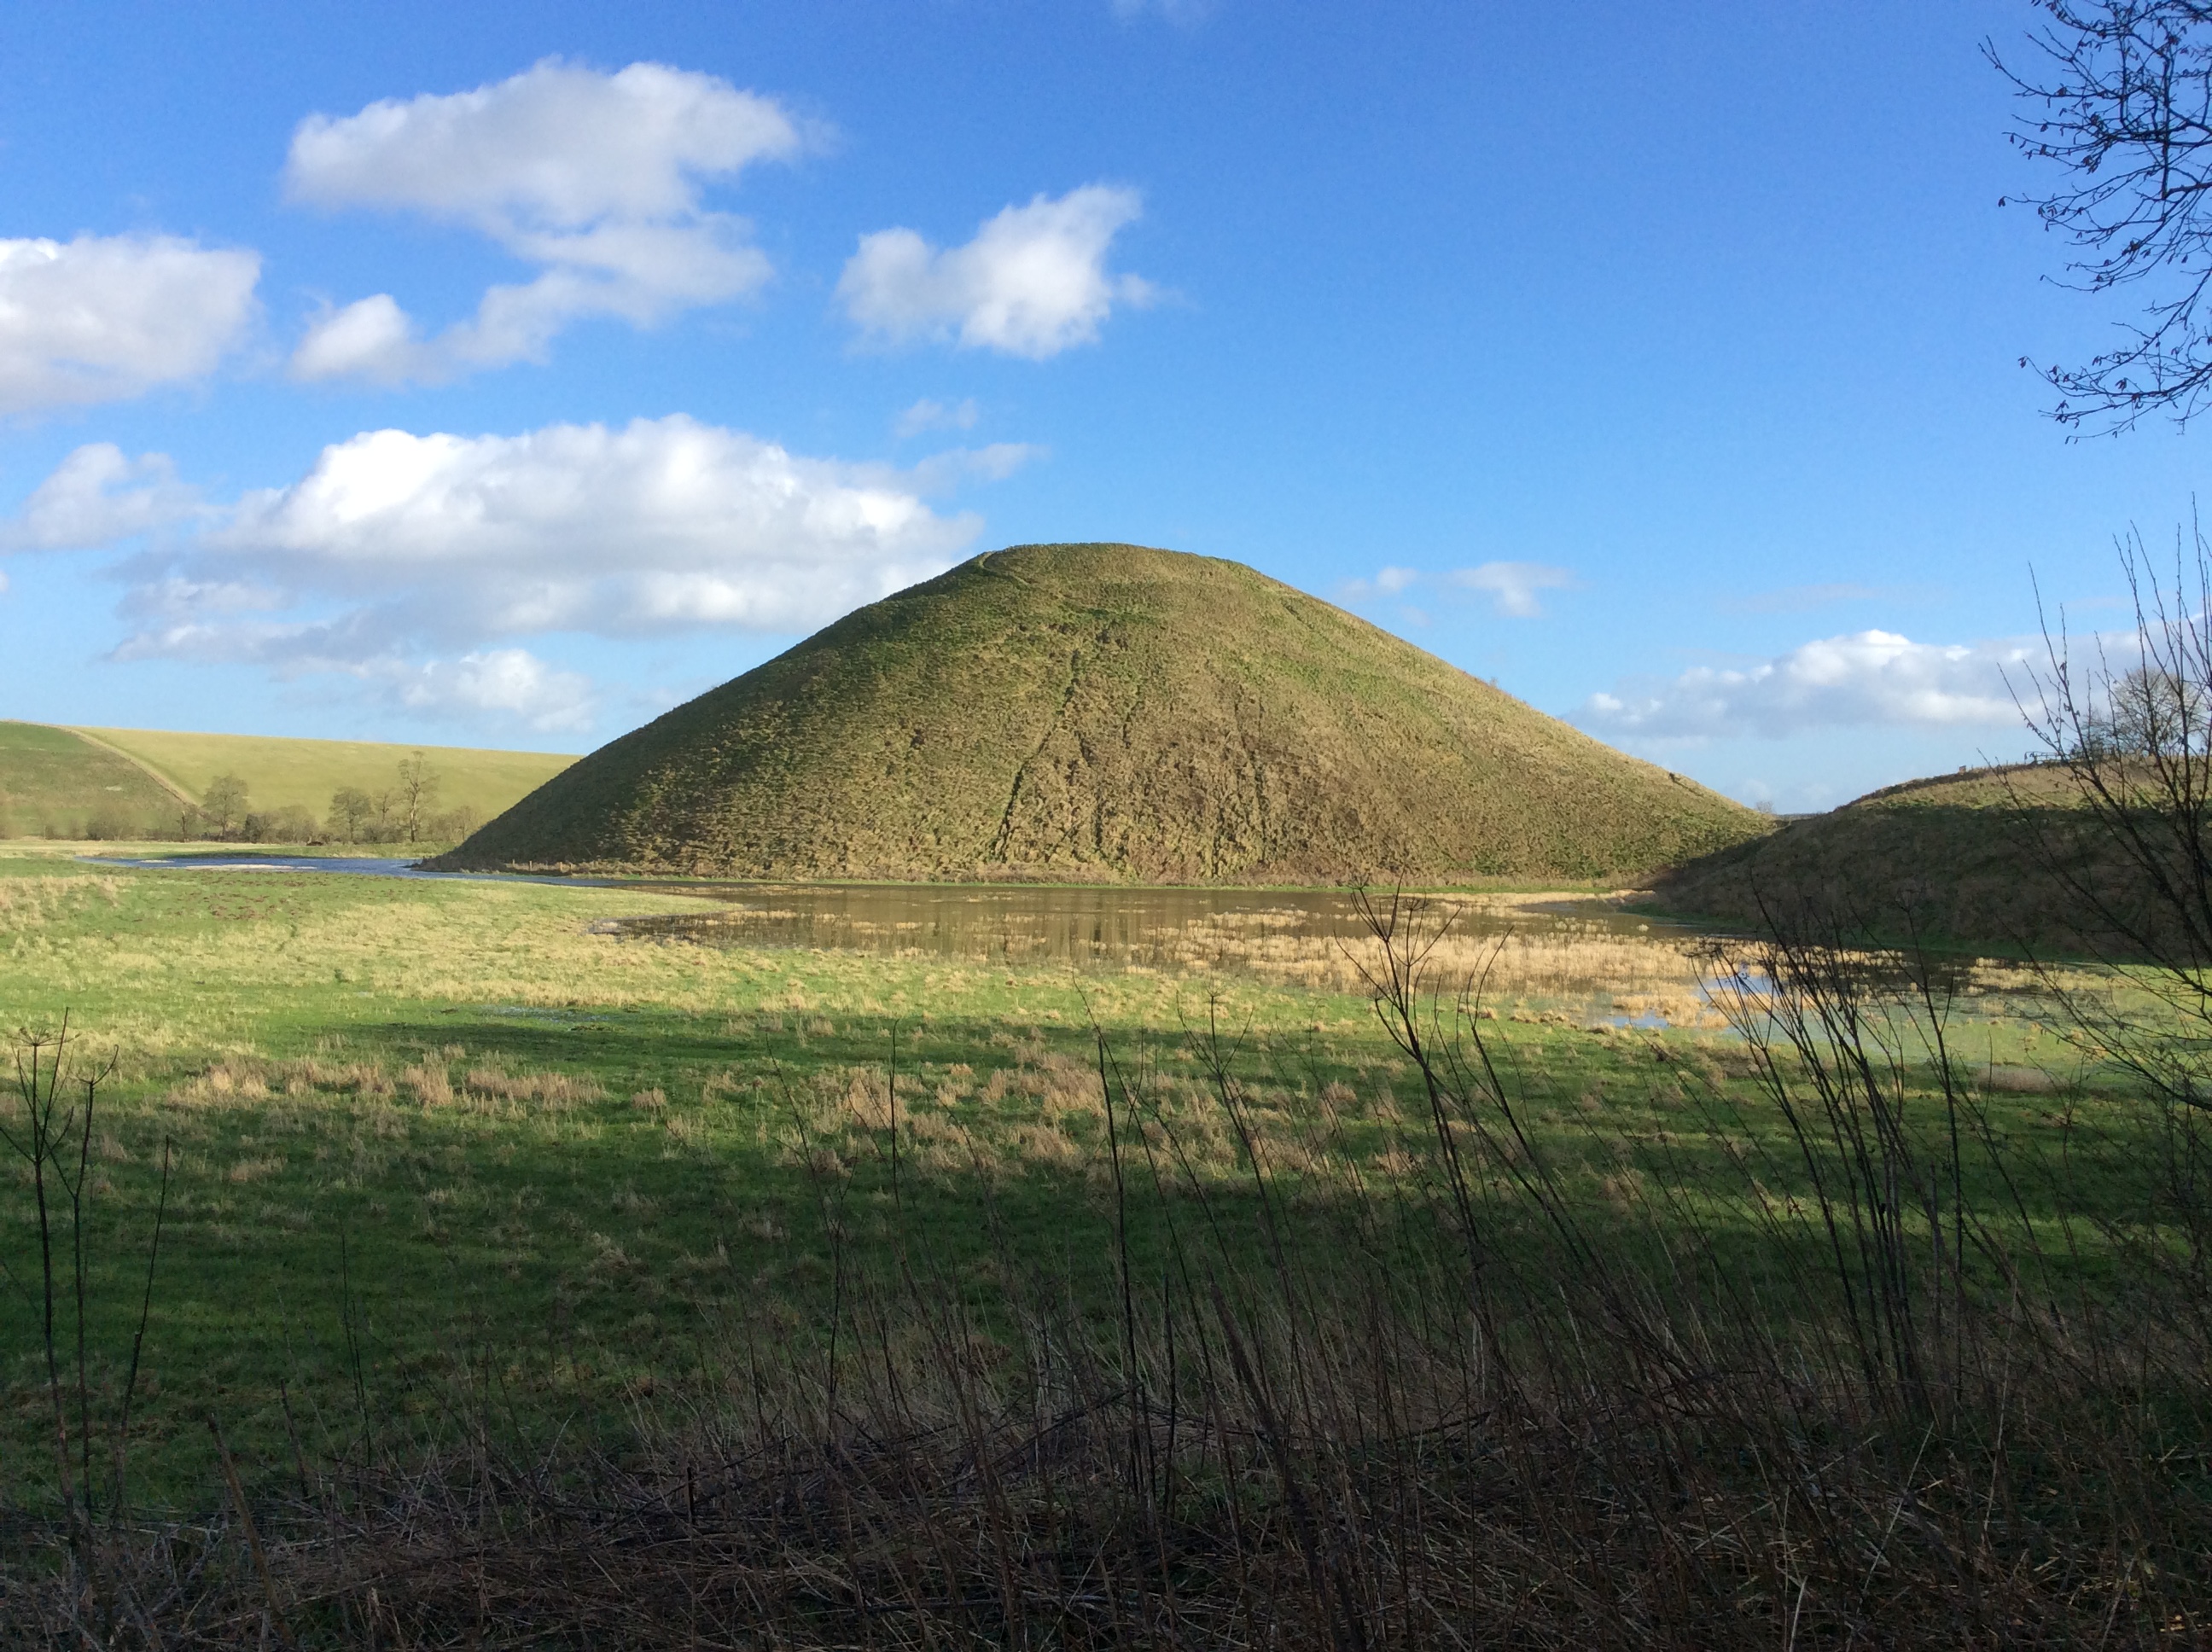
[{"left": 441, "top": 544, "right": 1762, "bottom": 884}]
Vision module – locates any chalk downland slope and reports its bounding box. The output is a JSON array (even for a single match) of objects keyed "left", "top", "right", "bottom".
[
  {"left": 0, "top": 722, "right": 184, "bottom": 838},
  {"left": 442, "top": 543, "right": 1764, "bottom": 884},
  {"left": 1648, "top": 764, "right": 2160, "bottom": 954}
]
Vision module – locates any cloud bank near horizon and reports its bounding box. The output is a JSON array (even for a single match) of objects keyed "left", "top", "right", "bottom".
[
  {"left": 1578, "top": 629, "right": 2036, "bottom": 742},
  {"left": 3, "top": 419, "right": 1025, "bottom": 732}
]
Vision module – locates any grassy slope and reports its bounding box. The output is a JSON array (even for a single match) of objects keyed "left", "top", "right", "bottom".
[
  {"left": 448, "top": 543, "right": 1764, "bottom": 883},
  {"left": 0, "top": 721, "right": 187, "bottom": 835},
  {"left": 75, "top": 725, "right": 579, "bottom": 819},
  {"left": 1646, "top": 763, "right": 2134, "bottom": 951}
]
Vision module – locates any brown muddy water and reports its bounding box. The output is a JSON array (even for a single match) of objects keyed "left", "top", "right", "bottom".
[
  {"left": 600, "top": 885, "right": 1749, "bottom": 1025},
  {"left": 602, "top": 884, "right": 1703, "bottom": 969}
]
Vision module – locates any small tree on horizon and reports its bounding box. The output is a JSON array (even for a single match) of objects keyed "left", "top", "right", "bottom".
[
  {"left": 328, "top": 787, "right": 375, "bottom": 844},
  {"left": 201, "top": 774, "right": 249, "bottom": 839}
]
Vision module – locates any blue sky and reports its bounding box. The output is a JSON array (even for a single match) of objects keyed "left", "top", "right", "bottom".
[{"left": 0, "top": 0, "right": 2201, "bottom": 808}]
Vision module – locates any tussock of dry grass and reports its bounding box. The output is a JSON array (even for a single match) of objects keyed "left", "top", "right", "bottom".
[
  {"left": 0, "top": 873, "right": 121, "bottom": 929},
  {"left": 165, "top": 1053, "right": 602, "bottom": 1118}
]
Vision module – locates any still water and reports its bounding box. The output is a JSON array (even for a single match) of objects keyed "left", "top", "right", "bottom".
[
  {"left": 90, "top": 852, "right": 1716, "bottom": 985},
  {"left": 606, "top": 881, "right": 1702, "bottom": 971}
]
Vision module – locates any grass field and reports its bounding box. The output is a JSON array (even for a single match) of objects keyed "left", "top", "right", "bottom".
[
  {"left": 0, "top": 846, "right": 2101, "bottom": 1486},
  {"left": 73, "top": 725, "right": 578, "bottom": 824},
  {"left": 3, "top": 842, "right": 2205, "bottom": 1643}
]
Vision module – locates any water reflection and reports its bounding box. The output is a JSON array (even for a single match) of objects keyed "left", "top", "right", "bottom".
[{"left": 606, "top": 883, "right": 1698, "bottom": 974}]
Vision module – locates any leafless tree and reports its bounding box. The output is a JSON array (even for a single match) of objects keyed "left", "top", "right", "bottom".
[
  {"left": 2015, "top": 521, "right": 2212, "bottom": 1107},
  {"left": 394, "top": 751, "right": 440, "bottom": 843},
  {"left": 1994, "top": 2, "right": 2212, "bottom": 430}
]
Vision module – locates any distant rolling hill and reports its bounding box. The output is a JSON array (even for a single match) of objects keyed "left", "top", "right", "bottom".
[
  {"left": 0, "top": 722, "right": 579, "bottom": 841},
  {"left": 441, "top": 542, "right": 1766, "bottom": 884},
  {"left": 74, "top": 727, "right": 579, "bottom": 825}
]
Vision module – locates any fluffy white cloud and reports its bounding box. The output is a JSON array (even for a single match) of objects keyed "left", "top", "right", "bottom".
[
  {"left": 838, "top": 186, "right": 1155, "bottom": 358},
  {"left": 0, "top": 444, "right": 204, "bottom": 550},
  {"left": 384, "top": 649, "right": 597, "bottom": 732},
  {"left": 285, "top": 59, "right": 800, "bottom": 225},
  {"left": 0, "top": 235, "right": 259, "bottom": 414},
  {"left": 1580, "top": 630, "right": 2033, "bottom": 741},
  {"left": 285, "top": 60, "right": 803, "bottom": 383},
  {"left": 21, "top": 415, "right": 1020, "bottom": 734},
  {"left": 1450, "top": 561, "right": 1575, "bottom": 618},
  {"left": 78, "top": 415, "right": 986, "bottom": 674}
]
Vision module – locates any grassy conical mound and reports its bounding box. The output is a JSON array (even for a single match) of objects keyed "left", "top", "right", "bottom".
[{"left": 441, "top": 544, "right": 1763, "bottom": 883}]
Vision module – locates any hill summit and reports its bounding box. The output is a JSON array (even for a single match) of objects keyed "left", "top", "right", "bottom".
[{"left": 441, "top": 544, "right": 1762, "bottom": 883}]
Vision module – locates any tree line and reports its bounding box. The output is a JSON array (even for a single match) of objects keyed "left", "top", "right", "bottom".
[{"left": 65, "top": 751, "right": 480, "bottom": 846}]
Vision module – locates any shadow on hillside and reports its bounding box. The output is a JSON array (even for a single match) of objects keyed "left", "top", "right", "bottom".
[{"left": 1645, "top": 800, "right": 2165, "bottom": 959}]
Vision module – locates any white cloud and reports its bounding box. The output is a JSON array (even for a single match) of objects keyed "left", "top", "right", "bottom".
[
  {"left": 0, "top": 235, "right": 259, "bottom": 415},
  {"left": 1, "top": 444, "right": 204, "bottom": 550},
  {"left": 82, "top": 415, "right": 986, "bottom": 675},
  {"left": 1580, "top": 630, "right": 2033, "bottom": 741},
  {"left": 1449, "top": 561, "right": 1575, "bottom": 618},
  {"left": 284, "top": 60, "right": 804, "bottom": 383},
  {"left": 289, "top": 294, "right": 417, "bottom": 384},
  {"left": 383, "top": 649, "right": 597, "bottom": 732},
  {"left": 838, "top": 185, "right": 1155, "bottom": 359},
  {"left": 26, "top": 415, "right": 1022, "bottom": 735},
  {"left": 895, "top": 396, "right": 980, "bottom": 439}
]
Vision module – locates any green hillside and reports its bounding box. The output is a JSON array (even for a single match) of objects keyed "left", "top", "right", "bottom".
[
  {"left": 1646, "top": 763, "right": 2145, "bottom": 952},
  {"left": 74, "top": 727, "right": 579, "bottom": 824},
  {"left": 0, "top": 721, "right": 186, "bottom": 838},
  {"left": 443, "top": 542, "right": 1766, "bottom": 883}
]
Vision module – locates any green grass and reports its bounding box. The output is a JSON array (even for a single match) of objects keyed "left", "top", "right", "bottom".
[
  {"left": 445, "top": 543, "right": 1767, "bottom": 882},
  {"left": 0, "top": 846, "right": 2122, "bottom": 1514},
  {"left": 0, "top": 722, "right": 186, "bottom": 839},
  {"left": 72, "top": 724, "right": 578, "bottom": 823}
]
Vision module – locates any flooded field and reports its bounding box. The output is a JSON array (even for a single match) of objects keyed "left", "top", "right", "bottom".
[
  {"left": 93, "top": 855, "right": 2052, "bottom": 1031},
  {"left": 607, "top": 883, "right": 1737, "bottom": 1023}
]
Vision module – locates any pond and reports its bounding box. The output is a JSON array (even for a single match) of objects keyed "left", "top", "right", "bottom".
[
  {"left": 88, "top": 852, "right": 1733, "bottom": 1020},
  {"left": 605, "top": 881, "right": 1701, "bottom": 969},
  {"left": 604, "top": 883, "right": 1737, "bottom": 1024}
]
